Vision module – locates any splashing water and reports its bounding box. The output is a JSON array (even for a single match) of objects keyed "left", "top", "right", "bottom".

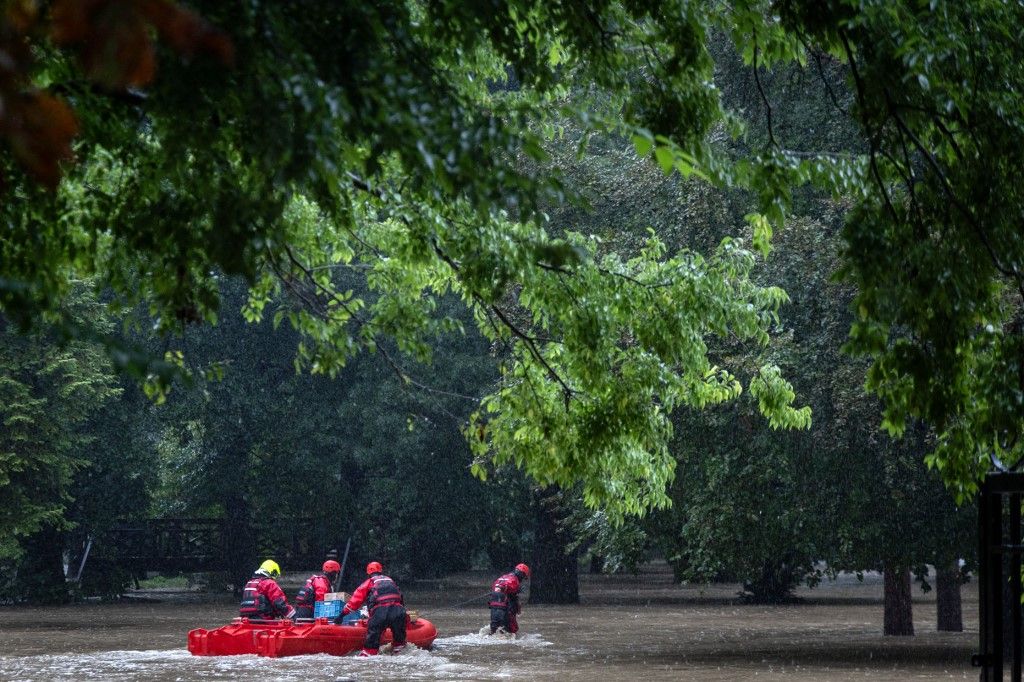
[
  {"left": 435, "top": 630, "right": 554, "bottom": 649},
  {"left": 0, "top": 647, "right": 499, "bottom": 682}
]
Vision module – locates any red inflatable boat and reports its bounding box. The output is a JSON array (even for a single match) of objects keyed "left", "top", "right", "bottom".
[{"left": 187, "top": 616, "right": 438, "bottom": 657}]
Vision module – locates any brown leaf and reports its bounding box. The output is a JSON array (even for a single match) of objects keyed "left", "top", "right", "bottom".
[
  {"left": 52, "top": 0, "right": 233, "bottom": 89},
  {"left": 1, "top": 2, "right": 40, "bottom": 79},
  {"left": 139, "top": 0, "right": 234, "bottom": 66},
  {"left": 6, "top": 91, "right": 78, "bottom": 188},
  {"left": 49, "top": 0, "right": 102, "bottom": 45},
  {"left": 5, "top": 0, "right": 39, "bottom": 34},
  {"left": 105, "top": 14, "right": 157, "bottom": 87},
  {"left": 52, "top": 1, "right": 157, "bottom": 89},
  {"left": 0, "top": 0, "right": 233, "bottom": 190}
]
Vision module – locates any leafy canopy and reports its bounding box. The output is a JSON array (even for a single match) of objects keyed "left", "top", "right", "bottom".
[{"left": 15, "top": 0, "right": 1017, "bottom": 518}]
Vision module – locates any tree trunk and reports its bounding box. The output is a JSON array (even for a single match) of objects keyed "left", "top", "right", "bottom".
[
  {"left": 744, "top": 558, "right": 799, "bottom": 603},
  {"left": 883, "top": 566, "right": 914, "bottom": 636},
  {"left": 935, "top": 562, "right": 963, "bottom": 632},
  {"left": 528, "top": 493, "right": 579, "bottom": 604},
  {"left": 590, "top": 554, "right": 604, "bottom": 574}
]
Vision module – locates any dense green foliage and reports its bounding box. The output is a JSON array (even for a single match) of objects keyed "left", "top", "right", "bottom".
[
  {"left": 1, "top": 275, "right": 523, "bottom": 600},
  {"left": 0, "top": 285, "right": 160, "bottom": 601},
  {"left": 545, "top": 123, "right": 974, "bottom": 601},
  {"left": 0, "top": 286, "right": 120, "bottom": 561},
  {"left": 815, "top": 1, "right": 1024, "bottom": 495},
  {"left": 0, "top": 0, "right": 1010, "bottom": 611},
  {"left": 150, "top": 278, "right": 504, "bottom": 580},
  {"left": 536, "top": 38, "right": 976, "bottom": 603},
  {"left": 1, "top": 0, "right": 819, "bottom": 524}
]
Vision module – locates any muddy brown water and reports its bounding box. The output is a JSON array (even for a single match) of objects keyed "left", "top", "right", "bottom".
[{"left": 0, "top": 563, "right": 976, "bottom": 680}]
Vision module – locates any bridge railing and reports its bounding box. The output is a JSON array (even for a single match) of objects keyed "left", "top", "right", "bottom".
[{"left": 91, "top": 517, "right": 339, "bottom": 574}]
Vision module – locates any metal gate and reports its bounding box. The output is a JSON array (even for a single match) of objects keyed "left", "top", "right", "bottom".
[{"left": 975, "top": 472, "right": 1024, "bottom": 680}]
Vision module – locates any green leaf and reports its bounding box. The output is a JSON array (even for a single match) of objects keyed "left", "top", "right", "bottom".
[
  {"left": 632, "top": 133, "right": 654, "bottom": 158},
  {"left": 654, "top": 146, "right": 675, "bottom": 175}
]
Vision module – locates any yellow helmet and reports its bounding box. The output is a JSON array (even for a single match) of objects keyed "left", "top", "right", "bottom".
[{"left": 258, "top": 559, "right": 281, "bottom": 578}]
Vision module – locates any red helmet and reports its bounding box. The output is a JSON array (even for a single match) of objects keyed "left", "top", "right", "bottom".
[
  {"left": 323, "top": 560, "right": 341, "bottom": 574},
  {"left": 366, "top": 561, "right": 383, "bottom": 575},
  {"left": 515, "top": 563, "right": 531, "bottom": 578}
]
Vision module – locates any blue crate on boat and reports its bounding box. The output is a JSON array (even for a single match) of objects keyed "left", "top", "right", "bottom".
[{"left": 314, "top": 599, "right": 342, "bottom": 619}]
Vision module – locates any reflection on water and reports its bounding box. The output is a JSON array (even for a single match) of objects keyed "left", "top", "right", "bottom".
[{"left": 0, "top": 564, "right": 977, "bottom": 681}]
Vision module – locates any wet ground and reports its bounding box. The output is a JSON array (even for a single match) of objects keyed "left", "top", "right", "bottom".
[{"left": 0, "top": 563, "right": 976, "bottom": 680}]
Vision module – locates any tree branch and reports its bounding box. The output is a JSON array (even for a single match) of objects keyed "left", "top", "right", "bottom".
[
  {"left": 810, "top": 48, "right": 847, "bottom": 115},
  {"left": 753, "top": 39, "right": 778, "bottom": 149},
  {"left": 839, "top": 31, "right": 901, "bottom": 223},
  {"left": 273, "top": 243, "right": 482, "bottom": 408},
  {"left": 486, "top": 301, "right": 575, "bottom": 408},
  {"left": 887, "top": 101, "right": 1020, "bottom": 283}
]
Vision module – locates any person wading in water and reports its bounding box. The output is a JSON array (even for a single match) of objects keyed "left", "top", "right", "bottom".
[{"left": 488, "top": 563, "right": 529, "bottom": 635}]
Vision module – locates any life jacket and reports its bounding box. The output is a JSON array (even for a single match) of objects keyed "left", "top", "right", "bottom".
[
  {"left": 239, "top": 577, "right": 271, "bottom": 617},
  {"left": 366, "top": 574, "right": 403, "bottom": 611},
  {"left": 295, "top": 574, "right": 332, "bottom": 608},
  {"left": 488, "top": 572, "right": 519, "bottom": 609}
]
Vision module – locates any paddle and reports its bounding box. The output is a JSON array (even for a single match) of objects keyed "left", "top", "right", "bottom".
[{"left": 336, "top": 537, "right": 351, "bottom": 592}]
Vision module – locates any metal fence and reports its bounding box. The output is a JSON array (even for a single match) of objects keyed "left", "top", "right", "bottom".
[{"left": 975, "top": 472, "right": 1024, "bottom": 680}]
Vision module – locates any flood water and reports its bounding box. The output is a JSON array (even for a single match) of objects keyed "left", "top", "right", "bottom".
[{"left": 0, "top": 563, "right": 976, "bottom": 680}]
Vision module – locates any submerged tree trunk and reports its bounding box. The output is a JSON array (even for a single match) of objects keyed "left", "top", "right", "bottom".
[
  {"left": 528, "top": 492, "right": 579, "bottom": 604},
  {"left": 743, "top": 557, "right": 800, "bottom": 603},
  {"left": 883, "top": 566, "right": 914, "bottom": 636},
  {"left": 935, "top": 562, "right": 963, "bottom": 632}
]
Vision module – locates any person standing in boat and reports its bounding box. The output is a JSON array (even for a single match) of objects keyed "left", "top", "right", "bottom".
[
  {"left": 488, "top": 563, "right": 530, "bottom": 635},
  {"left": 325, "top": 548, "right": 341, "bottom": 590},
  {"left": 294, "top": 560, "right": 341, "bottom": 619},
  {"left": 239, "top": 559, "right": 296, "bottom": 620},
  {"left": 337, "top": 561, "right": 407, "bottom": 656}
]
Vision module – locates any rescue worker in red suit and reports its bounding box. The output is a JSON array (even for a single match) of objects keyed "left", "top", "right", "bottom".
[
  {"left": 337, "top": 561, "right": 406, "bottom": 656},
  {"left": 294, "top": 560, "right": 341, "bottom": 619},
  {"left": 239, "top": 559, "right": 296, "bottom": 620},
  {"left": 489, "top": 563, "right": 530, "bottom": 635}
]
